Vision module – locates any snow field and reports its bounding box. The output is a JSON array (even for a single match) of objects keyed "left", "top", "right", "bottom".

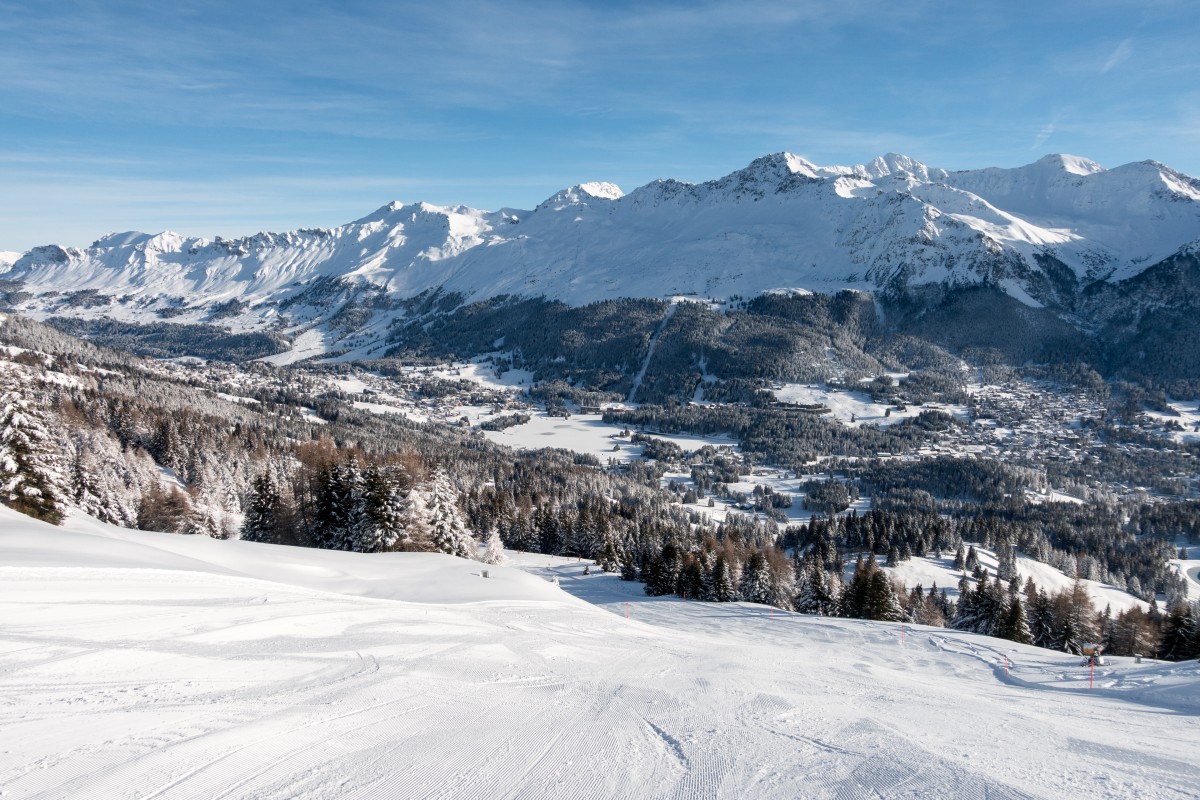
[
  {"left": 482, "top": 413, "right": 735, "bottom": 464},
  {"left": 1143, "top": 398, "right": 1200, "bottom": 444},
  {"left": 885, "top": 546, "right": 1149, "bottom": 613},
  {"left": 1, "top": 509, "right": 1198, "bottom": 799}
]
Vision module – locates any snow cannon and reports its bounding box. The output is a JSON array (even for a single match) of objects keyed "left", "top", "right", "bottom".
[{"left": 1080, "top": 642, "right": 1107, "bottom": 667}]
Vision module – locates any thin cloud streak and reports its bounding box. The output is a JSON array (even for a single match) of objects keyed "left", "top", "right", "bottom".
[{"left": 1101, "top": 38, "right": 1133, "bottom": 74}]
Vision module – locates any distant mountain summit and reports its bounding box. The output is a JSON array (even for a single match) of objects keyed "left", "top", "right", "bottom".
[{"left": 2, "top": 151, "right": 1198, "bottom": 366}]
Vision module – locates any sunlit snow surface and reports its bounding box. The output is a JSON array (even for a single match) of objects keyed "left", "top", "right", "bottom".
[{"left": 1, "top": 506, "right": 1198, "bottom": 799}]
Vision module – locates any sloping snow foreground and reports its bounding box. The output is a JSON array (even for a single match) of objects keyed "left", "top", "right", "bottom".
[{"left": 1, "top": 506, "right": 1197, "bottom": 799}]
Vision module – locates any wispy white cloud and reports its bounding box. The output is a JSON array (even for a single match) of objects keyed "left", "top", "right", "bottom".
[
  {"left": 1101, "top": 38, "right": 1133, "bottom": 74},
  {"left": 1032, "top": 120, "right": 1057, "bottom": 150}
]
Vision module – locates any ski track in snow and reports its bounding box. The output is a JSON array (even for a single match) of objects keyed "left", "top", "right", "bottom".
[
  {"left": 628, "top": 302, "right": 676, "bottom": 404},
  {"left": 1, "top": 515, "right": 1198, "bottom": 799}
]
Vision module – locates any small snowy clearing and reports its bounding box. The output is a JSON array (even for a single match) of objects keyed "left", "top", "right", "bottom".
[
  {"left": 214, "top": 391, "right": 260, "bottom": 406},
  {"left": 886, "top": 547, "right": 1149, "bottom": 613},
  {"left": 259, "top": 328, "right": 327, "bottom": 366},
  {"left": 482, "top": 412, "right": 734, "bottom": 463},
  {"left": 772, "top": 383, "right": 967, "bottom": 427},
  {"left": 1173, "top": 554, "right": 1200, "bottom": 598},
  {"left": 1144, "top": 398, "right": 1200, "bottom": 443},
  {"left": 430, "top": 356, "right": 534, "bottom": 391}
]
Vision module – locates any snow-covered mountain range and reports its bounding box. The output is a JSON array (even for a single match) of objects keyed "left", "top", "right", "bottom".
[
  {"left": 5, "top": 152, "right": 1199, "bottom": 309},
  {"left": 2, "top": 152, "right": 1198, "bottom": 368}
]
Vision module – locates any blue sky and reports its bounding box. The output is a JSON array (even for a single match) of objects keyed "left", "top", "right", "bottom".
[{"left": 1, "top": 0, "right": 1196, "bottom": 252}]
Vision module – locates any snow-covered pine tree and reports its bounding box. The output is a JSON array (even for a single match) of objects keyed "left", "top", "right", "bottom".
[
  {"left": 839, "top": 554, "right": 873, "bottom": 618},
  {"left": 952, "top": 544, "right": 966, "bottom": 571},
  {"left": 0, "top": 377, "right": 69, "bottom": 524},
  {"left": 951, "top": 575, "right": 977, "bottom": 631},
  {"left": 1159, "top": 603, "right": 1199, "bottom": 661},
  {"left": 678, "top": 555, "right": 704, "bottom": 600},
  {"left": 863, "top": 570, "right": 905, "bottom": 622},
  {"left": 711, "top": 554, "right": 737, "bottom": 602},
  {"left": 794, "top": 561, "right": 826, "bottom": 614},
  {"left": 401, "top": 483, "right": 433, "bottom": 551},
  {"left": 481, "top": 526, "right": 506, "bottom": 565},
  {"left": 995, "top": 595, "right": 1033, "bottom": 644},
  {"left": 358, "top": 464, "right": 406, "bottom": 553},
  {"left": 426, "top": 468, "right": 475, "bottom": 559},
  {"left": 996, "top": 536, "right": 1017, "bottom": 583},
  {"left": 67, "top": 427, "right": 147, "bottom": 527},
  {"left": 241, "top": 472, "right": 281, "bottom": 544},
  {"left": 741, "top": 550, "right": 774, "bottom": 606},
  {"left": 313, "top": 461, "right": 366, "bottom": 551},
  {"left": 972, "top": 571, "right": 1004, "bottom": 635},
  {"left": 1027, "top": 587, "right": 1057, "bottom": 648},
  {"left": 766, "top": 548, "right": 795, "bottom": 611}
]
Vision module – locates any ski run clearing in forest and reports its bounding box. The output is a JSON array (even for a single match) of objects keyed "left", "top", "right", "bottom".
[{"left": 2, "top": 505, "right": 1198, "bottom": 800}]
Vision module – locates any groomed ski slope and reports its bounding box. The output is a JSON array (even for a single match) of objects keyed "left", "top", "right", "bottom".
[{"left": 1, "top": 507, "right": 1198, "bottom": 799}]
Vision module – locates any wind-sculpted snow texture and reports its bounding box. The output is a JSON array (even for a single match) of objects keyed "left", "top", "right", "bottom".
[
  {"left": 3, "top": 153, "right": 1198, "bottom": 324},
  {"left": 2, "top": 506, "right": 1198, "bottom": 799}
]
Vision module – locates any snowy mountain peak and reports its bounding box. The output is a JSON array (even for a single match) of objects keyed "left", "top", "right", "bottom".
[
  {"left": 353, "top": 200, "right": 411, "bottom": 225},
  {"left": 1038, "top": 153, "right": 1106, "bottom": 176},
  {"left": 576, "top": 181, "right": 624, "bottom": 200},
  {"left": 91, "top": 231, "right": 158, "bottom": 250},
  {"left": 858, "top": 153, "right": 946, "bottom": 182},
  {"left": 727, "top": 152, "right": 822, "bottom": 187},
  {"left": 541, "top": 182, "right": 625, "bottom": 209}
]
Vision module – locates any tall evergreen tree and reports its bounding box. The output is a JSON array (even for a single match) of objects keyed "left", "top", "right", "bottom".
[
  {"left": 426, "top": 468, "right": 476, "bottom": 559},
  {"left": 0, "top": 381, "right": 68, "bottom": 524},
  {"left": 951, "top": 575, "right": 977, "bottom": 631},
  {"left": 711, "top": 554, "right": 737, "bottom": 602},
  {"left": 741, "top": 550, "right": 774, "bottom": 606},
  {"left": 995, "top": 595, "right": 1033, "bottom": 644},
  {"left": 481, "top": 526, "right": 506, "bottom": 565},
  {"left": 1027, "top": 586, "right": 1056, "bottom": 648},
  {"left": 357, "top": 464, "right": 406, "bottom": 552},
  {"left": 1159, "top": 604, "right": 1198, "bottom": 661},
  {"left": 839, "top": 555, "right": 874, "bottom": 619},
  {"left": 863, "top": 570, "right": 905, "bottom": 622},
  {"left": 240, "top": 472, "right": 281, "bottom": 544}
]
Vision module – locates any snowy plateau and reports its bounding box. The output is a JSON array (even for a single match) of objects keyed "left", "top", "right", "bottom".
[{"left": 2, "top": 505, "right": 1199, "bottom": 800}]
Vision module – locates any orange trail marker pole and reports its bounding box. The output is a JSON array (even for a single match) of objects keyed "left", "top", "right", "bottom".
[
  {"left": 1089, "top": 660, "right": 1094, "bottom": 689},
  {"left": 625, "top": 603, "right": 629, "bottom": 619}
]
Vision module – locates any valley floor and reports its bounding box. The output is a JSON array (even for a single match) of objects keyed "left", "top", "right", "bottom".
[{"left": 1, "top": 510, "right": 1198, "bottom": 799}]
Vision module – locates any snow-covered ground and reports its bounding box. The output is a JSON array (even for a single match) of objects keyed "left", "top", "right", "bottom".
[
  {"left": 1174, "top": 549, "right": 1200, "bottom": 599},
  {"left": 771, "top": 383, "right": 967, "bottom": 427},
  {"left": 1144, "top": 399, "right": 1200, "bottom": 444},
  {"left": 259, "top": 328, "right": 328, "bottom": 367},
  {"left": 2, "top": 506, "right": 1198, "bottom": 799},
  {"left": 430, "top": 357, "right": 535, "bottom": 390},
  {"left": 886, "top": 547, "right": 1149, "bottom": 613},
  {"left": 483, "top": 413, "right": 735, "bottom": 464}
]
